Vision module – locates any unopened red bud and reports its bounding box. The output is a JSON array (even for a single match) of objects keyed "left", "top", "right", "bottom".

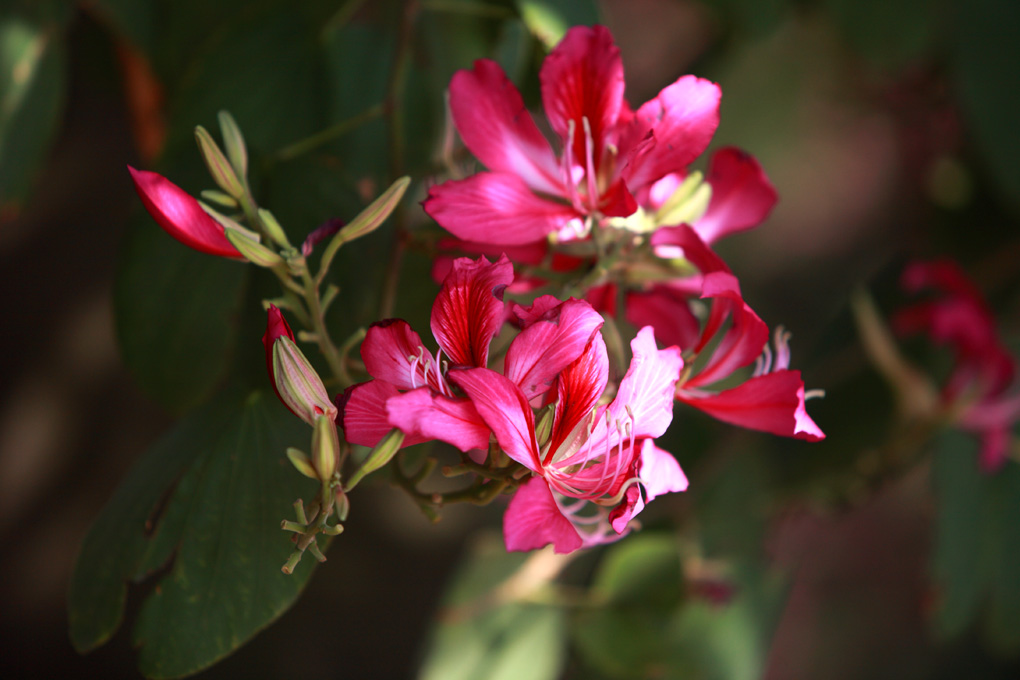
[{"left": 272, "top": 337, "right": 336, "bottom": 426}]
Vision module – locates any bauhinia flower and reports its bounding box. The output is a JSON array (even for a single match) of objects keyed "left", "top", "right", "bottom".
[
  {"left": 894, "top": 260, "right": 1019, "bottom": 471},
  {"left": 626, "top": 224, "right": 825, "bottom": 441},
  {"left": 340, "top": 255, "right": 606, "bottom": 455},
  {"left": 423, "top": 24, "right": 727, "bottom": 245},
  {"left": 450, "top": 326, "right": 687, "bottom": 553},
  {"left": 128, "top": 166, "right": 244, "bottom": 258}
]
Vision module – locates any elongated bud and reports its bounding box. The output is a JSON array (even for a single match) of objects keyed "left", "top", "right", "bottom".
[
  {"left": 257, "top": 207, "right": 292, "bottom": 248},
  {"left": 263, "top": 305, "right": 298, "bottom": 416},
  {"left": 195, "top": 125, "right": 245, "bottom": 199},
  {"left": 344, "top": 428, "right": 405, "bottom": 491},
  {"left": 329, "top": 176, "right": 410, "bottom": 248},
  {"left": 218, "top": 110, "right": 248, "bottom": 178},
  {"left": 272, "top": 337, "right": 336, "bottom": 426},
  {"left": 128, "top": 166, "right": 244, "bottom": 259},
  {"left": 286, "top": 447, "right": 318, "bottom": 479},
  {"left": 226, "top": 229, "right": 284, "bottom": 267},
  {"left": 311, "top": 414, "right": 340, "bottom": 480},
  {"left": 534, "top": 403, "right": 555, "bottom": 449}
]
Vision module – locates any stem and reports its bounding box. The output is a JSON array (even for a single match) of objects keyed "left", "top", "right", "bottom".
[
  {"left": 299, "top": 269, "right": 347, "bottom": 386},
  {"left": 272, "top": 103, "right": 385, "bottom": 163}
]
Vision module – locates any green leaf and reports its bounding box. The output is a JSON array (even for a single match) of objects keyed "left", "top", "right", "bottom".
[
  {"left": 931, "top": 429, "right": 1020, "bottom": 653},
  {"left": 418, "top": 536, "right": 567, "bottom": 680},
  {"left": 951, "top": 0, "right": 1020, "bottom": 214},
  {"left": 592, "top": 533, "right": 683, "bottom": 611},
  {"left": 825, "top": 0, "right": 942, "bottom": 70},
  {"left": 85, "top": 0, "right": 155, "bottom": 51},
  {"left": 0, "top": 7, "right": 67, "bottom": 213},
  {"left": 69, "top": 391, "right": 320, "bottom": 677},
  {"left": 115, "top": 213, "right": 248, "bottom": 412}
]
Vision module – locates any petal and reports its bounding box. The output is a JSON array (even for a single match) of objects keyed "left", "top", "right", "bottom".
[
  {"left": 423, "top": 172, "right": 579, "bottom": 245},
  {"left": 449, "top": 367, "right": 541, "bottom": 470},
  {"left": 338, "top": 380, "right": 429, "bottom": 448},
  {"left": 608, "top": 327, "right": 684, "bottom": 440},
  {"left": 361, "top": 319, "right": 433, "bottom": 391},
  {"left": 608, "top": 485, "right": 644, "bottom": 534},
  {"left": 639, "top": 439, "right": 688, "bottom": 501},
  {"left": 625, "top": 285, "right": 701, "bottom": 351},
  {"left": 128, "top": 166, "right": 242, "bottom": 258},
  {"left": 431, "top": 254, "right": 514, "bottom": 368},
  {"left": 621, "top": 76, "right": 721, "bottom": 190},
  {"left": 386, "top": 388, "right": 492, "bottom": 452},
  {"left": 547, "top": 334, "right": 610, "bottom": 460},
  {"left": 504, "top": 298, "right": 605, "bottom": 401},
  {"left": 598, "top": 177, "right": 638, "bottom": 217},
  {"left": 540, "top": 25, "right": 624, "bottom": 170},
  {"left": 450, "top": 60, "right": 562, "bottom": 195},
  {"left": 679, "top": 369, "right": 825, "bottom": 441},
  {"left": 693, "top": 147, "right": 778, "bottom": 244},
  {"left": 689, "top": 272, "right": 770, "bottom": 386},
  {"left": 651, "top": 224, "right": 731, "bottom": 275},
  {"left": 503, "top": 477, "right": 584, "bottom": 554}
]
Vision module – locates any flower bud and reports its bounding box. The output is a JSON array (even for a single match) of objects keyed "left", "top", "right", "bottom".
[
  {"left": 258, "top": 208, "right": 292, "bottom": 249},
  {"left": 226, "top": 229, "right": 284, "bottom": 268},
  {"left": 217, "top": 110, "right": 248, "bottom": 179},
  {"left": 311, "top": 414, "right": 341, "bottom": 481},
  {"left": 128, "top": 166, "right": 243, "bottom": 259},
  {"left": 195, "top": 125, "right": 245, "bottom": 199},
  {"left": 286, "top": 447, "right": 318, "bottom": 479},
  {"left": 272, "top": 336, "right": 337, "bottom": 426},
  {"left": 655, "top": 171, "right": 712, "bottom": 228},
  {"left": 329, "top": 176, "right": 410, "bottom": 248},
  {"left": 344, "top": 428, "right": 405, "bottom": 491}
]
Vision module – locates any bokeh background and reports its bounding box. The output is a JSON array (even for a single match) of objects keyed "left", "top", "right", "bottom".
[{"left": 1, "top": 0, "right": 1018, "bottom": 678}]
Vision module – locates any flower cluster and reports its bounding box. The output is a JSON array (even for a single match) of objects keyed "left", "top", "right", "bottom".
[
  {"left": 895, "top": 260, "right": 1020, "bottom": 471},
  {"left": 128, "top": 24, "right": 825, "bottom": 558}
]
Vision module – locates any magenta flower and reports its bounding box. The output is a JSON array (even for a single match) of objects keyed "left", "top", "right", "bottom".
[
  {"left": 895, "top": 260, "right": 1019, "bottom": 471},
  {"left": 128, "top": 166, "right": 243, "bottom": 258},
  {"left": 423, "top": 24, "right": 724, "bottom": 245},
  {"left": 451, "top": 327, "right": 687, "bottom": 553},
  {"left": 627, "top": 225, "right": 825, "bottom": 441}
]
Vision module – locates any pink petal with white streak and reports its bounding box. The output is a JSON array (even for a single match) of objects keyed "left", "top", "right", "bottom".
[
  {"left": 361, "top": 319, "right": 432, "bottom": 391},
  {"left": 385, "top": 388, "right": 492, "bottom": 452},
  {"left": 449, "top": 367, "right": 541, "bottom": 470}
]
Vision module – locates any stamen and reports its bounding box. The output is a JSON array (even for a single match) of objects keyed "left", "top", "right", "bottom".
[
  {"left": 804, "top": 388, "right": 826, "bottom": 400},
  {"left": 774, "top": 326, "right": 792, "bottom": 371},
  {"left": 562, "top": 120, "right": 586, "bottom": 214},
  {"left": 754, "top": 342, "right": 773, "bottom": 377},
  {"left": 408, "top": 351, "right": 421, "bottom": 389},
  {"left": 581, "top": 116, "right": 599, "bottom": 212}
]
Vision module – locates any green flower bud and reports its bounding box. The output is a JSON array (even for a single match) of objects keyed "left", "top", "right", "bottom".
[
  {"left": 272, "top": 336, "right": 337, "bottom": 427},
  {"left": 195, "top": 125, "right": 245, "bottom": 199},
  {"left": 311, "top": 414, "right": 340, "bottom": 481}
]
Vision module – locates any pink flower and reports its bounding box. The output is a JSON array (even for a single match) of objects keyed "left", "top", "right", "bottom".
[
  {"left": 627, "top": 225, "right": 825, "bottom": 441},
  {"left": 895, "top": 260, "right": 1019, "bottom": 471},
  {"left": 128, "top": 166, "right": 243, "bottom": 258},
  {"left": 452, "top": 327, "right": 687, "bottom": 553},
  {"left": 423, "top": 25, "right": 723, "bottom": 245}
]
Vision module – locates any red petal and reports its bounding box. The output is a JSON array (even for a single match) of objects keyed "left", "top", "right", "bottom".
[
  {"left": 625, "top": 285, "right": 701, "bottom": 351},
  {"left": 423, "top": 172, "right": 580, "bottom": 245},
  {"left": 128, "top": 166, "right": 242, "bottom": 258},
  {"left": 431, "top": 254, "right": 514, "bottom": 368},
  {"left": 262, "top": 305, "right": 297, "bottom": 414},
  {"left": 449, "top": 367, "right": 541, "bottom": 470},
  {"left": 503, "top": 477, "right": 583, "bottom": 553},
  {"left": 386, "top": 389, "right": 491, "bottom": 452},
  {"left": 450, "top": 60, "right": 562, "bottom": 195},
  {"left": 694, "top": 147, "right": 778, "bottom": 244},
  {"left": 679, "top": 370, "right": 825, "bottom": 441},
  {"left": 361, "top": 319, "right": 432, "bottom": 391},
  {"left": 621, "top": 76, "right": 721, "bottom": 190},
  {"left": 540, "top": 25, "right": 624, "bottom": 172},
  {"left": 547, "top": 334, "right": 610, "bottom": 458},
  {"left": 504, "top": 298, "right": 605, "bottom": 401},
  {"left": 339, "top": 381, "right": 429, "bottom": 448}
]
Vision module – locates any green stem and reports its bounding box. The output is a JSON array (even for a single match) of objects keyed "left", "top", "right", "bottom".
[
  {"left": 272, "top": 103, "right": 385, "bottom": 163},
  {"left": 299, "top": 269, "right": 347, "bottom": 387}
]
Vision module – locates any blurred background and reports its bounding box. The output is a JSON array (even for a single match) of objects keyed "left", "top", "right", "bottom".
[{"left": 1, "top": 0, "right": 1018, "bottom": 678}]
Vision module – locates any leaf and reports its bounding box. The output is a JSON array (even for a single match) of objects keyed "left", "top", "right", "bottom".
[
  {"left": 824, "top": 0, "right": 941, "bottom": 70},
  {"left": 84, "top": 0, "right": 155, "bottom": 51},
  {"left": 0, "top": 6, "right": 68, "bottom": 214},
  {"left": 592, "top": 533, "right": 683, "bottom": 611},
  {"left": 931, "top": 429, "right": 1020, "bottom": 654},
  {"left": 69, "top": 391, "right": 321, "bottom": 678},
  {"left": 115, "top": 212, "right": 248, "bottom": 412},
  {"left": 418, "top": 536, "right": 567, "bottom": 680},
  {"left": 950, "top": 0, "right": 1020, "bottom": 215}
]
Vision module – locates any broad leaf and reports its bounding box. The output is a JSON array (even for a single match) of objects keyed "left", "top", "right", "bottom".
[
  {"left": 69, "top": 391, "right": 320, "bottom": 678},
  {"left": 0, "top": 5, "right": 68, "bottom": 214},
  {"left": 418, "top": 536, "right": 567, "bottom": 680},
  {"left": 115, "top": 214, "right": 248, "bottom": 412}
]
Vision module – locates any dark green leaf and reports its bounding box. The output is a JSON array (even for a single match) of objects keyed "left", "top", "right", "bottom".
[
  {"left": 0, "top": 7, "right": 67, "bottom": 212},
  {"left": 592, "top": 533, "right": 683, "bottom": 611},
  {"left": 131, "top": 392, "right": 318, "bottom": 678},
  {"left": 951, "top": 0, "right": 1020, "bottom": 214},
  {"left": 115, "top": 214, "right": 248, "bottom": 412}
]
